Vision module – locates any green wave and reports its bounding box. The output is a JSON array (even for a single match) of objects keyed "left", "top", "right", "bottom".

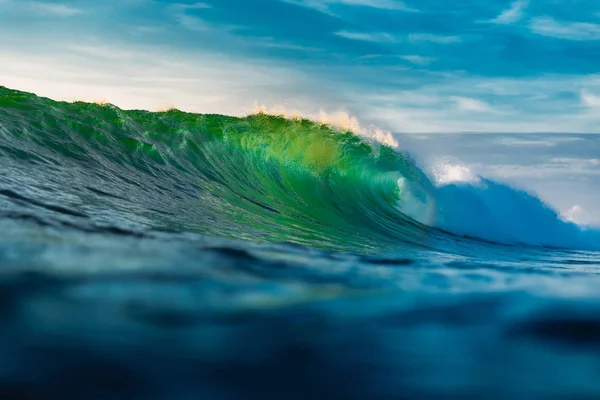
[{"left": 0, "top": 86, "right": 437, "bottom": 252}]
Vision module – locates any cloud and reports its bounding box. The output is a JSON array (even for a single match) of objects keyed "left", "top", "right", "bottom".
[
  {"left": 350, "top": 73, "right": 600, "bottom": 133},
  {"left": 581, "top": 90, "right": 600, "bottom": 108},
  {"left": 178, "top": 2, "right": 212, "bottom": 9},
  {"left": 401, "top": 55, "right": 434, "bottom": 65},
  {"left": 530, "top": 17, "right": 600, "bottom": 41},
  {"left": 483, "top": 158, "right": 600, "bottom": 179},
  {"left": 0, "top": 40, "right": 327, "bottom": 117},
  {"left": 334, "top": 30, "right": 397, "bottom": 42},
  {"left": 177, "top": 14, "right": 216, "bottom": 32},
  {"left": 171, "top": 5, "right": 242, "bottom": 36},
  {"left": 28, "top": 2, "right": 84, "bottom": 17},
  {"left": 489, "top": 0, "right": 528, "bottom": 25},
  {"left": 283, "top": 0, "right": 416, "bottom": 13},
  {"left": 452, "top": 96, "right": 494, "bottom": 113},
  {"left": 335, "top": 31, "right": 461, "bottom": 44},
  {"left": 330, "top": 0, "right": 415, "bottom": 10},
  {"left": 493, "top": 137, "right": 586, "bottom": 147},
  {"left": 173, "top": 9, "right": 320, "bottom": 52},
  {"left": 407, "top": 34, "right": 462, "bottom": 44}
]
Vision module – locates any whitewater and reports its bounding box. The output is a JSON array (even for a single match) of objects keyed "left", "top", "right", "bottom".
[{"left": 1, "top": 86, "right": 600, "bottom": 399}]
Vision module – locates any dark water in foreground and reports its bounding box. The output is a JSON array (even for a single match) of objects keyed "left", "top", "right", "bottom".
[{"left": 1, "top": 87, "right": 600, "bottom": 399}]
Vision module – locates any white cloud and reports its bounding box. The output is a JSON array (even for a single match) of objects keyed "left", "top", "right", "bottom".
[
  {"left": 480, "top": 158, "right": 600, "bottom": 180},
  {"left": 351, "top": 73, "right": 600, "bottom": 133},
  {"left": 407, "top": 34, "right": 462, "bottom": 44},
  {"left": 493, "top": 137, "right": 586, "bottom": 147},
  {"left": 581, "top": 90, "right": 600, "bottom": 108},
  {"left": 174, "top": 12, "right": 321, "bottom": 52},
  {"left": 335, "top": 31, "right": 461, "bottom": 44},
  {"left": 489, "top": 0, "right": 528, "bottom": 25},
  {"left": 530, "top": 17, "right": 600, "bottom": 41},
  {"left": 28, "top": 2, "right": 83, "bottom": 17},
  {"left": 132, "top": 26, "right": 165, "bottom": 35},
  {"left": 177, "top": 14, "right": 215, "bottom": 32},
  {"left": 401, "top": 55, "right": 434, "bottom": 65},
  {"left": 550, "top": 157, "right": 600, "bottom": 171},
  {"left": 283, "top": 0, "right": 416, "bottom": 14},
  {"left": 452, "top": 96, "right": 493, "bottom": 113},
  {"left": 334, "top": 30, "right": 397, "bottom": 42},
  {"left": 179, "top": 2, "right": 212, "bottom": 9},
  {"left": 330, "top": 0, "right": 415, "bottom": 10}
]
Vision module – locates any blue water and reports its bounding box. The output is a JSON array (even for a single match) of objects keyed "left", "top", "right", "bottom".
[{"left": 1, "top": 87, "right": 600, "bottom": 399}]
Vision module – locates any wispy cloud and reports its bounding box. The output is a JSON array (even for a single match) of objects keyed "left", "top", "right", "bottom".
[
  {"left": 177, "top": 14, "right": 216, "bottom": 32},
  {"left": 335, "top": 31, "right": 461, "bottom": 44},
  {"left": 452, "top": 96, "right": 494, "bottom": 113},
  {"left": 173, "top": 8, "right": 320, "bottom": 53},
  {"left": 178, "top": 2, "right": 212, "bottom": 9},
  {"left": 581, "top": 90, "right": 600, "bottom": 108},
  {"left": 493, "top": 137, "right": 586, "bottom": 147},
  {"left": 350, "top": 73, "right": 600, "bottom": 133},
  {"left": 483, "top": 158, "right": 600, "bottom": 179},
  {"left": 29, "top": 2, "right": 84, "bottom": 17},
  {"left": 172, "top": 4, "right": 240, "bottom": 35},
  {"left": 530, "top": 17, "right": 600, "bottom": 41},
  {"left": 407, "top": 34, "right": 462, "bottom": 44},
  {"left": 334, "top": 30, "right": 396, "bottom": 42},
  {"left": 282, "top": 0, "right": 416, "bottom": 16},
  {"left": 489, "top": 0, "right": 528, "bottom": 24},
  {"left": 333, "top": 0, "right": 416, "bottom": 10},
  {"left": 401, "top": 55, "right": 434, "bottom": 65},
  {"left": 132, "top": 26, "right": 165, "bottom": 35}
]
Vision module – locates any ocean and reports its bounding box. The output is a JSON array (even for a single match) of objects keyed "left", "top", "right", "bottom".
[{"left": 1, "top": 86, "right": 600, "bottom": 399}]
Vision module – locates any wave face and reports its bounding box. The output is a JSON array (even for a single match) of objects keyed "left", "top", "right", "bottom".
[
  {"left": 0, "top": 86, "right": 441, "bottom": 253},
  {"left": 2, "top": 86, "right": 600, "bottom": 400}
]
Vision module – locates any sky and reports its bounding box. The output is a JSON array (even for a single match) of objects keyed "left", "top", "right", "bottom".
[{"left": 1, "top": 0, "right": 600, "bottom": 133}]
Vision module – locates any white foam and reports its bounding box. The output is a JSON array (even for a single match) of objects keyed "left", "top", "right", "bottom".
[
  {"left": 430, "top": 160, "right": 479, "bottom": 186},
  {"left": 249, "top": 105, "right": 399, "bottom": 148},
  {"left": 561, "top": 205, "right": 599, "bottom": 227}
]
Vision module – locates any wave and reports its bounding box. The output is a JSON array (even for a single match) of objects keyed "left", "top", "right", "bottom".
[
  {"left": 0, "top": 86, "right": 598, "bottom": 253},
  {"left": 434, "top": 174, "right": 600, "bottom": 250}
]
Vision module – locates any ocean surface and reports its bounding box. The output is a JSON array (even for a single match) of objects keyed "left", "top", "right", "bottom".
[{"left": 1, "top": 86, "right": 600, "bottom": 399}]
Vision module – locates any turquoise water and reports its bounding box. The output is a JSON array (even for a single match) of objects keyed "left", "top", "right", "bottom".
[{"left": 1, "top": 86, "right": 600, "bottom": 399}]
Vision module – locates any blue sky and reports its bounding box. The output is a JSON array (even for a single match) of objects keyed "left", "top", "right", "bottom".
[{"left": 1, "top": 0, "right": 600, "bottom": 133}]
